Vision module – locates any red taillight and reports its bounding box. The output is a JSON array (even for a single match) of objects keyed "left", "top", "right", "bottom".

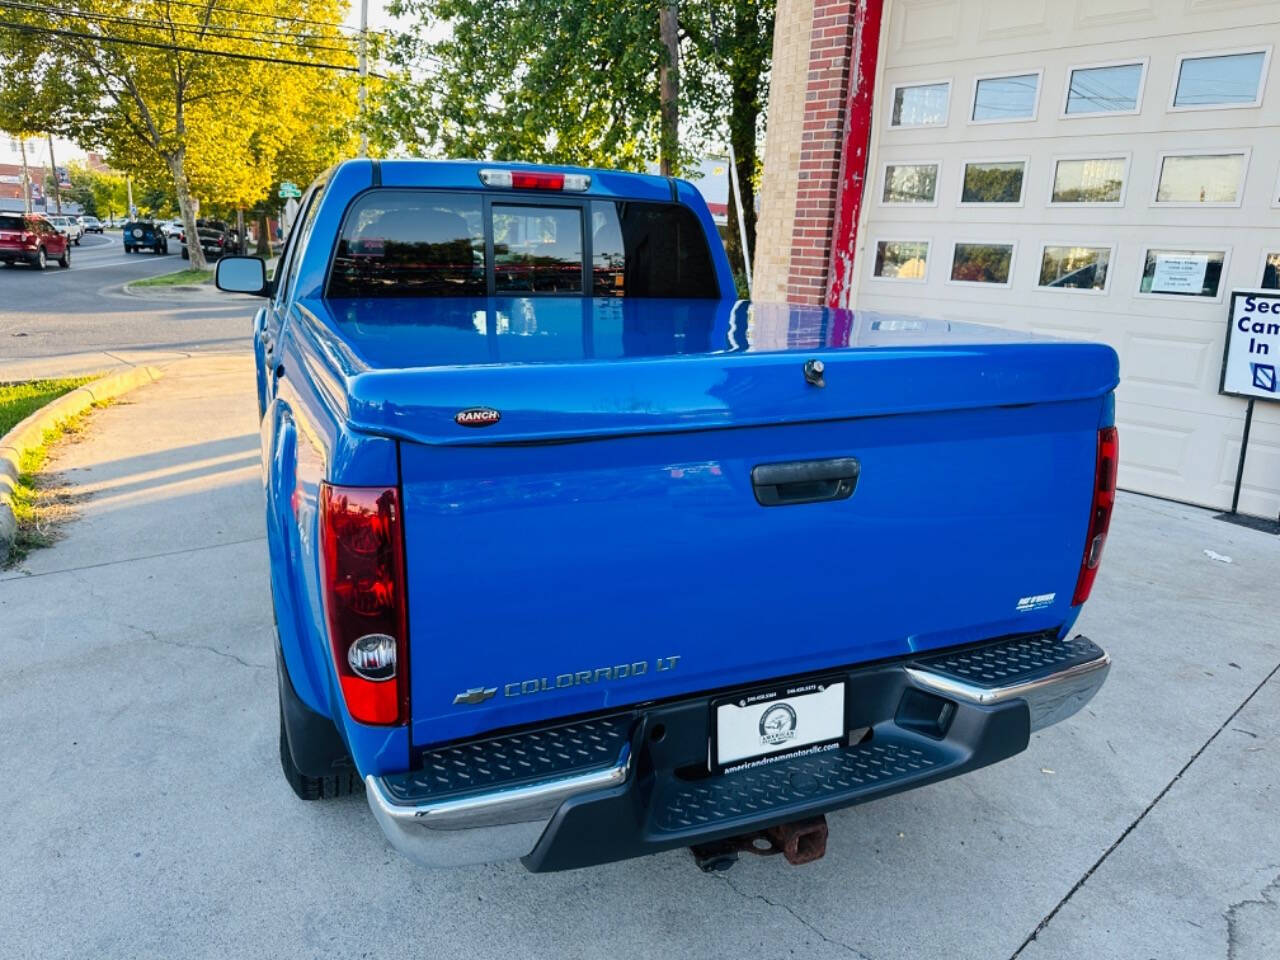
[
  {"left": 1072, "top": 426, "right": 1118, "bottom": 606},
  {"left": 512, "top": 170, "right": 564, "bottom": 190},
  {"left": 320, "top": 483, "right": 408, "bottom": 725}
]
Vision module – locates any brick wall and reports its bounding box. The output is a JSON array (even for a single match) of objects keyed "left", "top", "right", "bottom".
[
  {"left": 753, "top": 0, "right": 814, "bottom": 303},
  {"left": 788, "top": 1, "right": 858, "bottom": 305},
  {"left": 756, "top": 0, "right": 864, "bottom": 306}
]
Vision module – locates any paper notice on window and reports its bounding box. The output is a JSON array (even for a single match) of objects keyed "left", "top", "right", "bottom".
[{"left": 1152, "top": 255, "right": 1208, "bottom": 294}]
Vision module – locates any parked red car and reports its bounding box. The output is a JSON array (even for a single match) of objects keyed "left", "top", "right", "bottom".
[{"left": 0, "top": 213, "right": 71, "bottom": 269}]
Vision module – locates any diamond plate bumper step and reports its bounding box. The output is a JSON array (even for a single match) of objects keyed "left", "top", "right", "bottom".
[
  {"left": 380, "top": 715, "right": 633, "bottom": 805},
  {"left": 655, "top": 735, "right": 948, "bottom": 834},
  {"left": 905, "top": 632, "right": 1110, "bottom": 731}
]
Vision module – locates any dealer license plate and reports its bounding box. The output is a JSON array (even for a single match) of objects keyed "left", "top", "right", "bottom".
[{"left": 712, "top": 678, "right": 846, "bottom": 772}]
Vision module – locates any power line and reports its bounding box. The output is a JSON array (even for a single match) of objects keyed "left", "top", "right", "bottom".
[
  {"left": 0, "top": 0, "right": 365, "bottom": 55},
  {"left": 0, "top": 18, "right": 368, "bottom": 72},
  {"left": 84, "top": 0, "right": 391, "bottom": 37}
]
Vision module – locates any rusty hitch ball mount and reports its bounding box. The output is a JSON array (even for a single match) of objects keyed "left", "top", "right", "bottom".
[{"left": 689, "top": 815, "right": 829, "bottom": 872}]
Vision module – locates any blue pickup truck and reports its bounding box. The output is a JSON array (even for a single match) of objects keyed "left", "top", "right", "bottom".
[{"left": 215, "top": 158, "right": 1119, "bottom": 872}]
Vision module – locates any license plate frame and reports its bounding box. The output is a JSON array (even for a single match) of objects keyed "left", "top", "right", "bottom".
[{"left": 709, "top": 676, "right": 847, "bottom": 774}]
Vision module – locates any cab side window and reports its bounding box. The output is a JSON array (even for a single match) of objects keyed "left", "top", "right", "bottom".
[{"left": 276, "top": 185, "right": 326, "bottom": 308}]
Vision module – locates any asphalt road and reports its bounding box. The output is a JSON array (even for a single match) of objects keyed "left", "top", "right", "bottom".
[
  {"left": 0, "top": 231, "right": 255, "bottom": 362},
  {"left": 1, "top": 355, "right": 1277, "bottom": 959}
]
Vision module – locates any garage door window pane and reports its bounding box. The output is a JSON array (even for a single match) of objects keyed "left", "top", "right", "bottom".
[
  {"left": 874, "top": 241, "right": 929, "bottom": 280},
  {"left": 1051, "top": 158, "right": 1125, "bottom": 204},
  {"left": 972, "top": 73, "right": 1039, "bottom": 121},
  {"left": 951, "top": 243, "right": 1013, "bottom": 284},
  {"left": 961, "top": 161, "right": 1025, "bottom": 203},
  {"left": 1262, "top": 253, "right": 1280, "bottom": 290},
  {"left": 1066, "top": 63, "right": 1144, "bottom": 114},
  {"left": 1039, "top": 245, "right": 1111, "bottom": 291},
  {"left": 1155, "top": 154, "right": 1245, "bottom": 204},
  {"left": 1139, "top": 249, "right": 1225, "bottom": 297},
  {"left": 1174, "top": 51, "right": 1266, "bottom": 107},
  {"left": 892, "top": 83, "right": 949, "bottom": 126},
  {"left": 883, "top": 163, "right": 938, "bottom": 203}
]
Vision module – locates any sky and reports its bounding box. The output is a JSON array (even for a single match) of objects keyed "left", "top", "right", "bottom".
[{"left": 343, "top": 0, "right": 402, "bottom": 38}]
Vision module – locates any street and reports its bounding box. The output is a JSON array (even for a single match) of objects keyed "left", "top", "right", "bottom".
[
  {"left": 0, "top": 232, "right": 255, "bottom": 365},
  {"left": 0, "top": 352, "right": 1276, "bottom": 959}
]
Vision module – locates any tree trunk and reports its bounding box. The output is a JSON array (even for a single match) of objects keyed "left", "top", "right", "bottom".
[
  {"left": 720, "top": 0, "right": 766, "bottom": 287},
  {"left": 255, "top": 211, "right": 272, "bottom": 257},
  {"left": 236, "top": 208, "right": 245, "bottom": 255},
  {"left": 723, "top": 91, "right": 758, "bottom": 288},
  {"left": 658, "top": 3, "right": 680, "bottom": 176},
  {"left": 166, "top": 149, "right": 207, "bottom": 270}
]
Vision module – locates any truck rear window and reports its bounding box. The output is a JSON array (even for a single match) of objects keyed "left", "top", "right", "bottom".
[
  {"left": 327, "top": 190, "right": 717, "bottom": 299},
  {"left": 589, "top": 200, "right": 717, "bottom": 298},
  {"left": 330, "top": 193, "right": 486, "bottom": 297}
]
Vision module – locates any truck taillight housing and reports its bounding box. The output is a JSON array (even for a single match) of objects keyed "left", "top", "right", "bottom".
[
  {"left": 1072, "top": 426, "right": 1118, "bottom": 606},
  {"left": 478, "top": 168, "right": 591, "bottom": 191},
  {"left": 320, "top": 483, "right": 408, "bottom": 725}
]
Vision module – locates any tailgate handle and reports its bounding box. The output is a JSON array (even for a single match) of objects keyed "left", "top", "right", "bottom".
[{"left": 751, "top": 458, "right": 860, "bottom": 507}]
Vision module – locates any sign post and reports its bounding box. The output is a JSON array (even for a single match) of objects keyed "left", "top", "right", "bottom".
[{"left": 1219, "top": 290, "right": 1280, "bottom": 520}]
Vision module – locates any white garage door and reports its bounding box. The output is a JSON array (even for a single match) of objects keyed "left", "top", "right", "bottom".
[{"left": 851, "top": 0, "right": 1280, "bottom": 518}]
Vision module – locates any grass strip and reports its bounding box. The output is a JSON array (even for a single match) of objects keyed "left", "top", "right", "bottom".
[
  {"left": 5, "top": 403, "right": 109, "bottom": 565},
  {"left": 129, "top": 268, "right": 214, "bottom": 288},
  {"left": 0, "top": 377, "right": 96, "bottom": 436}
]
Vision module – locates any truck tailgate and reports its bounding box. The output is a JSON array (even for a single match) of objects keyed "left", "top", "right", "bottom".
[{"left": 398, "top": 343, "right": 1114, "bottom": 748}]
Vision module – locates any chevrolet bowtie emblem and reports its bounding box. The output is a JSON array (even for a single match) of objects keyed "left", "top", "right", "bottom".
[{"left": 453, "top": 686, "right": 497, "bottom": 706}]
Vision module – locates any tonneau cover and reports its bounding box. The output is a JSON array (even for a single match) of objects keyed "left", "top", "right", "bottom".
[{"left": 296, "top": 297, "right": 1118, "bottom": 445}]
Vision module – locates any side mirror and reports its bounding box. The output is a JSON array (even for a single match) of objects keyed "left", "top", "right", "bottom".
[{"left": 215, "top": 256, "right": 269, "bottom": 297}]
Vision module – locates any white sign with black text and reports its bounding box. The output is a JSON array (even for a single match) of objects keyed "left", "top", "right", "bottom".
[
  {"left": 1221, "top": 291, "right": 1280, "bottom": 401},
  {"left": 1152, "top": 255, "right": 1208, "bottom": 294}
]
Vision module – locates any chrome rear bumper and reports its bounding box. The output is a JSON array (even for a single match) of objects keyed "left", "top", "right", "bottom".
[
  {"left": 366, "top": 727, "right": 629, "bottom": 870},
  {"left": 366, "top": 634, "right": 1109, "bottom": 869},
  {"left": 905, "top": 634, "right": 1110, "bottom": 731}
]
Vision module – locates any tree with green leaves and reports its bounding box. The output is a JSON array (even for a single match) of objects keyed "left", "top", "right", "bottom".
[
  {"left": 0, "top": 0, "right": 360, "bottom": 267},
  {"left": 375, "top": 0, "right": 774, "bottom": 277},
  {"left": 67, "top": 163, "right": 130, "bottom": 221}
]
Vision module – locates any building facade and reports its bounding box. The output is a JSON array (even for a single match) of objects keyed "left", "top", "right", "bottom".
[{"left": 756, "top": 0, "right": 1280, "bottom": 519}]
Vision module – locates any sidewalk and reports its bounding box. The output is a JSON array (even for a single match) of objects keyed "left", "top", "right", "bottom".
[
  {"left": 0, "top": 348, "right": 192, "bottom": 383},
  {"left": 0, "top": 354, "right": 1276, "bottom": 959}
]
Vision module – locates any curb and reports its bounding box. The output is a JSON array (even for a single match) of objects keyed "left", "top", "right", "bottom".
[
  {"left": 121, "top": 281, "right": 217, "bottom": 301},
  {"left": 0, "top": 366, "right": 164, "bottom": 560}
]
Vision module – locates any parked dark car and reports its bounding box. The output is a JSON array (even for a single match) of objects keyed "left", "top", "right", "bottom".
[
  {"left": 180, "top": 218, "right": 238, "bottom": 260},
  {"left": 122, "top": 220, "right": 169, "bottom": 254},
  {"left": 0, "top": 213, "right": 71, "bottom": 269}
]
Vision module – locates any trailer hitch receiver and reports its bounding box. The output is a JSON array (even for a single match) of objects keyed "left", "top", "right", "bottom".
[{"left": 690, "top": 815, "right": 829, "bottom": 872}]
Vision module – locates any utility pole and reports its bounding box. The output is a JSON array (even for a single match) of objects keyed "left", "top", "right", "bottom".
[
  {"left": 126, "top": 175, "right": 134, "bottom": 218},
  {"left": 18, "top": 137, "right": 31, "bottom": 213},
  {"left": 658, "top": 2, "right": 679, "bottom": 176},
  {"left": 47, "top": 134, "right": 62, "bottom": 215},
  {"left": 357, "top": 0, "right": 368, "bottom": 157}
]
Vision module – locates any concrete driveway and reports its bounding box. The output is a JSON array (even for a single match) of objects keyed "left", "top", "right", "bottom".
[{"left": 1, "top": 353, "right": 1277, "bottom": 959}]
